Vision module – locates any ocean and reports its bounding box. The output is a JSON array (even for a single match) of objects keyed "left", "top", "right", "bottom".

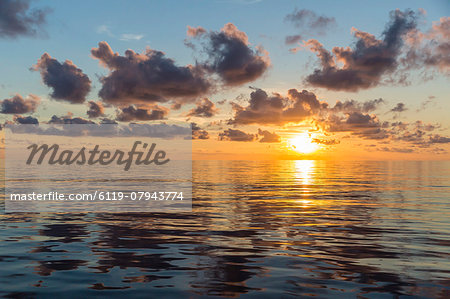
[{"left": 1, "top": 160, "right": 449, "bottom": 298}]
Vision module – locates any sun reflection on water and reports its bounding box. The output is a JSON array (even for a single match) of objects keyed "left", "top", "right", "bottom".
[{"left": 293, "top": 160, "right": 315, "bottom": 186}]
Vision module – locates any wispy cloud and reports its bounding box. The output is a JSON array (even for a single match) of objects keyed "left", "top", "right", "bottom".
[
  {"left": 0, "top": 0, "right": 52, "bottom": 39},
  {"left": 285, "top": 9, "right": 336, "bottom": 36},
  {"left": 96, "top": 25, "right": 144, "bottom": 41},
  {"left": 96, "top": 25, "right": 113, "bottom": 36},
  {"left": 120, "top": 33, "right": 144, "bottom": 41}
]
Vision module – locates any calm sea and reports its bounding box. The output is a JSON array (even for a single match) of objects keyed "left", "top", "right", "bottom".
[{"left": 1, "top": 160, "right": 449, "bottom": 298}]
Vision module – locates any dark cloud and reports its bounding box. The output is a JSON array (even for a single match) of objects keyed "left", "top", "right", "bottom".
[
  {"left": 228, "top": 88, "right": 387, "bottom": 141},
  {"left": 390, "top": 121, "right": 409, "bottom": 131},
  {"left": 226, "top": 87, "right": 445, "bottom": 145},
  {"left": 332, "top": 98, "right": 384, "bottom": 113},
  {"left": 414, "top": 120, "right": 439, "bottom": 132},
  {"left": 100, "top": 118, "right": 118, "bottom": 124},
  {"left": 91, "top": 41, "right": 211, "bottom": 106},
  {"left": 304, "top": 9, "right": 418, "bottom": 91},
  {"left": 0, "top": 0, "right": 50, "bottom": 38},
  {"left": 230, "top": 88, "right": 324, "bottom": 125},
  {"left": 1, "top": 94, "right": 39, "bottom": 114},
  {"left": 224, "top": 86, "right": 446, "bottom": 148},
  {"left": 87, "top": 101, "right": 105, "bottom": 118},
  {"left": 187, "top": 23, "right": 270, "bottom": 86},
  {"left": 374, "top": 120, "right": 446, "bottom": 150},
  {"left": 14, "top": 115, "right": 38, "bottom": 124},
  {"left": 429, "top": 134, "right": 450, "bottom": 144},
  {"left": 320, "top": 112, "right": 390, "bottom": 140},
  {"left": 312, "top": 138, "right": 340, "bottom": 145},
  {"left": 116, "top": 105, "right": 168, "bottom": 122},
  {"left": 206, "top": 120, "right": 224, "bottom": 130},
  {"left": 390, "top": 102, "right": 407, "bottom": 112},
  {"left": 285, "top": 9, "right": 336, "bottom": 35},
  {"left": 33, "top": 53, "right": 91, "bottom": 104},
  {"left": 191, "top": 123, "right": 209, "bottom": 140},
  {"left": 403, "top": 17, "right": 450, "bottom": 74},
  {"left": 229, "top": 89, "right": 285, "bottom": 125},
  {"left": 285, "top": 35, "right": 302, "bottom": 45},
  {"left": 219, "top": 128, "right": 256, "bottom": 142},
  {"left": 48, "top": 114, "right": 95, "bottom": 124},
  {"left": 388, "top": 120, "right": 441, "bottom": 145},
  {"left": 8, "top": 123, "right": 191, "bottom": 139},
  {"left": 257, "top": 129, "right": 280, "bottom": 143},
  {"left": 187, "top": 98, "right": 218, "bottom": 118},
  {"left": 395, "top": 128, "right": 426, "bottom": 144},
  {"left": 347, "top": 112, "right": 376, "bottom": 125}
]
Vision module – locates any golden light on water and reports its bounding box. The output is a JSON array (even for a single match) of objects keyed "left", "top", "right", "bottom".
[
  {"left": 289, "top": 133, "right": 319, "bottom": 154},
  {"left": 294, "top": 160, "right": 315, "bottom": 185}
]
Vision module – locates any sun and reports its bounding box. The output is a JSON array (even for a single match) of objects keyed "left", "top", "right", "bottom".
[{"left": 289, "top": 133, "right": 319, "bottom": 154}]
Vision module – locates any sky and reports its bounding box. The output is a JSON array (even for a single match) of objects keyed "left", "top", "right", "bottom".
[{"left": 0, "top": 0, "right": 449, "bottom": 160}]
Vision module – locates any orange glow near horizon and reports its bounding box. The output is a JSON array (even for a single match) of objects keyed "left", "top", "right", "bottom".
[{"left": 289, "top": 133, "right": 319, "bottom": 154}]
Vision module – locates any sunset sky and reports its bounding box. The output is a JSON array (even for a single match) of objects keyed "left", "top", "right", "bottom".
[{"left": 1, "top": 0, "right": 449, "bottom": 160}]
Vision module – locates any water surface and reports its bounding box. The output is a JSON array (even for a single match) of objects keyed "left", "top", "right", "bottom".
[{"left": 1, "top": 160, "right": 449, "bottom": 298}]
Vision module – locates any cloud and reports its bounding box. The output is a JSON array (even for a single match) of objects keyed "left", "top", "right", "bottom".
[
  {"left": 187, "top": 98, "right": 218, "bottom": 118},
  {"left": 192, "top": 123, "right": 209, "bottom": 140},
  {"left": 96, "top": 25, "right": 113, "bottom": 36},
  {"left": 226, "top": 87, "right": 440, "bottom": 144},
  {"left": 186, "top": 26, "right": 207, "bottom": 37},
  {"left": 312, "top": 138, "right": 340, "bottom": 145},
  {"left": 285, "top": 9, "right": 336, "bottom": 35},
  {"left": 116, "top": 105, "right": 168, "bottom": 122},
  {"left": 1, "top": 94, "right": 39, "bottom": 114},
  {"left": 187, "top": 23, "right": 270, "bottom": 86},
  {"left": 99, "top": 118, "right": 118, "bottom": 124},
  {"left": 219, "top": 128, "right": 256, "bottom": 142},
  {"left": 429, "top": 134, "right": 450, "bottom": 144},
  {"left": 285, "top": 35, "right": 302, "bottom": 45},
  {"left": 390, "top": 121, "right": 409, "bottom": 131},
  {"left": 319, "top": 111, "right": 390, "bottom": 140},
  {"left": 258, "top": 129, "right": 280, "bottom": 143},
  {"left": 48, "top": 114, "right": 95, "bottom": 124},
  {"left": 91, "top": 41, "right": 211, "bottom": 106},
  {"left": 119, "top": 123, "right": 190, "bottom": 138},
  {"left": 416, "top": 96, "right": 435, "bottom": 112},
  {"left": 332, "top": 98, "right": 385, "bottom": 113},
  {"left": 414, "top": 120, "right": 438, "bottom": 132},
  {"left": 33, "top": 53, "right": 91, "bottom": 104},
  {"left": 223, "top": 86, "right": 447, "bottom": 147},
  {"left": 96, "top": 25, "right": 144, "bottom": 41},
  {"left": 119, "top": 33, "right": 144, "bottom": 41},
  {"left": 0, "top": 0, "right": 50, "bottom": 38},
  {"left": 403, "top": 17, "right": 450, "bottom": 74},
  {"left": 13, "top": 115, "right": 38, "bottom": 124},
  {"left": 379, "top": 147, "right": 414, "bottom": 153},
  {"left": 230, "top": 88, "right": 324, "bottom": 125},
  {"left": 7, "top": 122, "right": 191, "bottom": 139},
  {"left": 229, "top": 88, "right": 385, "bottom": 138},
  {"left": 390, "top": 102, "right": 407, "bottom": 112},
  {"left": 394, "top": 127, "right": 426, "bottom": 144},
  {"left": 303, "top": 9, "right": 418, "bottom": 91},
  {"left": 388, "top": 120, "right": 442, "bottom": 145},
  {"left": 87, "top": 101, "right": 105, "bottom": 118}
]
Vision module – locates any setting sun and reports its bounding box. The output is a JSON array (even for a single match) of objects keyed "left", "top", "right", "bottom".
[{"left": 289, "top": 133, "right": 319, "bottom": 154}]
